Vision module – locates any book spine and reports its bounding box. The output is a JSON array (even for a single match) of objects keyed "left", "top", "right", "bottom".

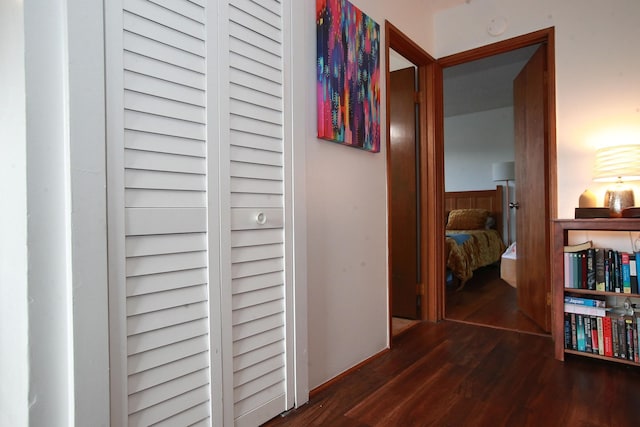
[
  {"left": 597, "top": 316, "right": 605, "bottom": 356},
  {"left": 564, "top": 303, "right": 608, "bottom": 317},
  {"left": 595, "top": 248, "right": 605, "bottom": 291},
  {"left": 584, "top": 317, "right": 592, "bottom": 353},
  {"left": 612, "top": 318, "right": 619, "bottom": 358},
  {"left": 571, "top": 313, "right": 577, "bottom": 350},
  {"left": 577, "top": 315, "right": 586, "bottom": 352},
  {"left": 615, "top": 251, "right": 622, "bottom": 293},
  {"left": 626, "top": 318, "right": 634, "bottom": 360},
  {"left": 603, "top": 316, "right": 613, "bottom": 357},
  {"left": 586, "top": 248, "right": 596, "bottom": 290},
  {"left": 581, "top": 251, "right": 587, "bottom": 289},
  {"left": 622, "top": 252, "right": 631, "bottom": 294},
  {"left": 564, "top": 252, "right": 571, "bottom": 288},
  {"left": 564, "top": 313, "right": 571, "bottom": 349},
  {"left": 563, "top": 296, "right": 605, "bottom": 307},
  {"left": 591, "top": 316, "right": 599, "bottom": 354},
  {"left": 618, "top": 318, "right": 627, "bottom": 359},
  {"left": 630, "top": 254, "right": 638, "bottom": 294},
  {"left": 605, "top": 249, "right": 612, "bottom": 292}
]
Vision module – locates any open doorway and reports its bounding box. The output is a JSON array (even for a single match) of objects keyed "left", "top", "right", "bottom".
[{"left": 439, "top": 29, "right": 557, "bottom": 334}]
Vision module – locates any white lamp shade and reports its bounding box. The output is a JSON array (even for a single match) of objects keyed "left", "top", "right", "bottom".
[
  {"left": 593, "top": 144, "right": 640, "bottom": 182},
  {"left": 492, "top": 161, "right": 515, "bottom": 181}
]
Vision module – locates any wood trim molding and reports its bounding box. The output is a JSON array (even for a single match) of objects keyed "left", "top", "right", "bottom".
[
  {"left": 308, "top": 348, "right": 390, "bottom": 399},
  {"left": 385, "top": 21, "right": 443, "bottom": 329},
  {"left": 437, "top": 27, "right": 557, "bottom": 328}
]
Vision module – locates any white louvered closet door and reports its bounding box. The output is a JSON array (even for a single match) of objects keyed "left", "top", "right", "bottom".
[
  {"left": 221, "top": 0, "right": 294, "bottom": 425},
  {"left": 107, "top": 0, "right": 294, "bottom": 426}
]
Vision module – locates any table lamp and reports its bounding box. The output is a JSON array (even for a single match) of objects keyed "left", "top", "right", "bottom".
[{"left": 593, "top": 144, "right": 640, "bottom": 217}]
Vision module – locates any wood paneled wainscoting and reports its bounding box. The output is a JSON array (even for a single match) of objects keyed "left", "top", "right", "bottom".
[{"left": 264, "top": 320, "right": 640, "bottom": 426}]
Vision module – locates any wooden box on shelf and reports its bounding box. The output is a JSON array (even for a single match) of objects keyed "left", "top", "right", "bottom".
[{"left": 552, "top": 218, "right": 640, "bottom": 365}]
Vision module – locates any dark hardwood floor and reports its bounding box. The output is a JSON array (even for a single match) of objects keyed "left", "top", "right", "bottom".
[
  {"left": 264, "top": 320, "right": 640, "bottom": 426},
  {"left": 446, "top": 265, "right": 547, "bottom": 335}
]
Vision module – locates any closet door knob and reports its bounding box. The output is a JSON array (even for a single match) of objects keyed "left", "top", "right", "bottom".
[{"left": 509, "top": 202, "right": 520, "bottom": 209}]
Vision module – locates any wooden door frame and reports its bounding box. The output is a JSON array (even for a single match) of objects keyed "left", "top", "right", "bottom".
[
  {"left": 436, "top": 28, "right": 558, "bottom": 323},
  {"left": 386, "top": 20, "right": 444, "bottom": 338}
]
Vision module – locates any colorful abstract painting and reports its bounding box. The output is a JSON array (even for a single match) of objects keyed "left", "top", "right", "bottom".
[{"left": 317, "top": 0, "right": 380, "bottom": 152}]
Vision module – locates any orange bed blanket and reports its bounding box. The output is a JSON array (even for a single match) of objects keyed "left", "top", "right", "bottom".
[{"left": 446, "top": 229, "right": 506, "bottom": 286}]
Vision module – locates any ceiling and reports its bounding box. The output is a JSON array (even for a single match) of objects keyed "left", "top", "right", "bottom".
[
  {"left": 443, "top": 45, "right": 539, "bottom": 117},
  {"left": 389, "top": 44, "right": 540, "bottom": 117}
]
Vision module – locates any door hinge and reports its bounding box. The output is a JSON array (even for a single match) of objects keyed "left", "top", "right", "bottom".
[
  {"left": 414, "top": 91, "right": 420, "bottom": 104},
  {"left": 416, "top": 283, "right": 425, "bottom": 295},
  {"left": 546, "top": 292, "right": 552, "bottom": 306}
]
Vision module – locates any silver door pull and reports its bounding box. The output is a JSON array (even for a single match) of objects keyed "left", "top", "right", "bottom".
[{"left": 509, "top": 202, "right": 520, "bottom": 209}]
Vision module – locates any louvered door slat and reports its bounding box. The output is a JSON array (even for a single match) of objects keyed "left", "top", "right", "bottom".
[
  {"left": 233, "top": 337, "right": 283, "bottom": 365},
  {"left": 124, "top": 51, "right": 205, "bottom": 91},
  {"left": 149, "top": 0, "right": 205, "bottom": 23},
  {"left": 230, "top": 128, "right": 283, "bottom": 153},
  {"left": 231, "top": 0, "right": 281, "bottom": 25},
  {"left": 232, "top": 271, "right": 284, "bottom": 294},
  {"left": 231, "top": 243, "right": 284, "bottom": 263},
  {"left": 128, "top": 351, "right": 209, "bottom": 393},
  {"left": 128, "top": 369, "right": 209, "bottom": 413},
  {"left": 125, "top": 169, "right": 206, "bottom": 191},
  {"left": 230, "top": 23, "right": 281, "bottom": 58},
  {"left": 231, "top": 193, "right": 283, "bottom": 208},
  {"left": 127, "top": 284, "right": 208, "bottom": 316},
  {"left": 233, "top": 313, "right": 283, "bottom": 342},
  {"left": 127, "top": 385, "right": 209, "bottom": 426},
  {"left": 123, "top": 12, "right": 205, "bottom": 56},
  {"left": 230, "top": 146, "right": 282, "bottom": 166},
  {"left": 126, "top": 233, "right": 207, "bottom": 257},
  {"left": 124, "top": 72, "right": 205, "bottom": 107},
  {"left": 231, "top": 162, "right": 282, "bottom": 180},
  {"left": 229, "top": 6, "right": 281, "bottom": 42},
  {"left": 153, "top": 402, "right": 210, "bottom": 427},
  {"left": 126, "top": 268, "right": 207, "bottom": 297},
  {"left": 127, "top": 335, "right": 210, "bottom": 375},
  {"left": 124, "top": 0, "right": 205, "bottom": 40},
  {"left": 124, "top": 32, "right": 205, "bottom": 73},
  {"left": 230, "top": 53, "right": 282, "bottom": 84},
  {"left": 127, "top": 301, "right": 207, "bottom": 335},
  {"left": 125, "top": 150, "right": 205, "bottom": 174},
  {"left": 230, "top": 68, "right": 282, "bottom": 99},
  {"left": 125, "top": 110, "right": 205, "bottom": 140}
]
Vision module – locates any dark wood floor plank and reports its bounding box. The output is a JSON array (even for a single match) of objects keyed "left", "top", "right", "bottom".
[
  {"left": 446, "top": 266, "right": 546, "bottom": 335},
  {"left": 263, "top": 320, "right": 640, "bottom": 427}
]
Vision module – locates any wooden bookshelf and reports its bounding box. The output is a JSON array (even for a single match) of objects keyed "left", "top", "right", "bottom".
[{"left": 552, "top": 218, "right": 640, "bottom": 363}]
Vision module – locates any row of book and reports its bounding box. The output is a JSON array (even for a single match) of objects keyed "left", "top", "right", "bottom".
[
  {"left": 563, "top": 310, "right": 639, "bottom": 362},
  {"left": 563, "top": 240, "right": 639, "bottom": 293}
]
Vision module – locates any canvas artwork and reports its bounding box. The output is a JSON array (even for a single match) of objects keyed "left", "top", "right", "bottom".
[{"left": 316, "top": 0, "right": 381, "bottom": 152}]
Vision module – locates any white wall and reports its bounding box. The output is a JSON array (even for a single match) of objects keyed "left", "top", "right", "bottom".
[
  {"left": 0, "top": 2, "right": 29, "bottom": 425},
  {"left": 435, "top": 0, "right": 640, "bottom": 217},
  {"left": 0, "top": 1, "right": 109, "bottom": 425},
  {"left": 445, "top": 107, "right": 515, "bottom": 242},
  {"left": 303, "top": 0, "right": 433, "bottom": 389},
  {"left": 444, "top": 107, "right": 514, "bottom": 191}
]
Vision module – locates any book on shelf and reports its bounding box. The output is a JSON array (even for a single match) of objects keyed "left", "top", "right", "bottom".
[
  {"left": 603, "top": 316, "right": 613, "bottom": 357},
  {"left": 564, "top": 295, "right": 606, "bottom": 307},
  {"left": 630, "top": 253, "right": 638, "bottom": 294},
  {"left": 597, "top": 316, "right": 605, "bottom": 356},
  {"left": 564, "top": 240, "right": 593, "bottom": 253},
  {"left": 576, "top": 315, "right": 586, "bottom": 352},
  {"left": 564, "top": 303, "right": 610, "bottom": 317},
  {"left": 562, "top": 247, "right": 640, "bottom": 294},
  {"left": 622, "top": 252, "right": 632, "bottom": 294}
]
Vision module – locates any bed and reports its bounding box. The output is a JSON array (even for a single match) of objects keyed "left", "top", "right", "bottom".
[{"left": 445, "top": 186, "right": 507, "bottom": 288}]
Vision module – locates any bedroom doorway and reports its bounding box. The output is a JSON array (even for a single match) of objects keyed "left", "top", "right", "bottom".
[{"left": 438, "top": 29, "right": 556, "bottom": 334}]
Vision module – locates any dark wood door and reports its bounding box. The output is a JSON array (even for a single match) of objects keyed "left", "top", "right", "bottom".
[
  {"left": 513, "top": 45, "right": 551, "bottom": 332},
  {"left": 390, "top": 67, "right": 419, "bottom": 319}
]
